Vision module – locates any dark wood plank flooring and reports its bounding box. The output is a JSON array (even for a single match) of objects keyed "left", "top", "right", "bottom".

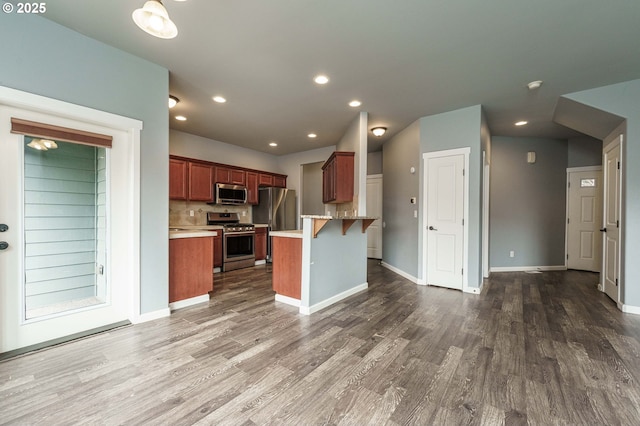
[{"left": 2, "top": 262, "right": 640, "bottom": 425}]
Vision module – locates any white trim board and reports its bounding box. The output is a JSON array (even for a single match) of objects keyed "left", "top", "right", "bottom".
[
  {"left": 132, "top": 308, "right": 170, "bottom": 324},
  {"left": 566, "top": 165, "right": 603, "bottom": 173},
  {"left": 490, "top": 266, "right": 567, "bottom": 273},
  {"left": 380, "top": 262, "right": 419, "bottom": 284},
  {"left": 275, "top": 294, "right": 301, "bottom": 308},
  {"left": 300, "top": 283, "right": 368, "bottom": 315},
  {"left": 620, "top": 303, "right": 640, "bottom": 316},
  {"left": 169, "top": 294, "right": 210, "bottom": 311},
  {"left": 463, "top": 283, "right": 483, "bottom": 294}
]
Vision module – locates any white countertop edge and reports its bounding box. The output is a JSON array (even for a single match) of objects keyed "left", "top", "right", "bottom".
[
  {"left": 270, "top": 230, "right": 303, "bottom": 238},
  {"left": 300, "top": 215, "right": 379, "bottom": 220},
  {"left": 169, "top": 231, "right": 217, "bottom": 239}
]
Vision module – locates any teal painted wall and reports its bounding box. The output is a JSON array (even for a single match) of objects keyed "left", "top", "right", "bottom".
[
  {"left": 564, "top": 79, "right": 640, "bottom": 307},
  {"left": 0, "top": 13, "right": 169, "bottom": 314}
]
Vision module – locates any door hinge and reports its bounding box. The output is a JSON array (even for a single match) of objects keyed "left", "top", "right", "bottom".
[
  {"left": 462, "top": 218, "right": 464, "bottom": 226},
  {"left": 463, "top": 169, "right": 465, "bottom": 176},
  {"left": 567, "top": 218, "right": 570, "bottom": 224},
  {"left": 461, "top": 268, "right": 464, "bottom": 275},
  {"left": 568, "top": 181, "right": 571, "bottom": 188},
  {"left": 617, "top": 161, "right": 621, "bottom": 170},
  {"left": 617, "top": 220, "right": 620, "bottom": 228},
  {"left": 566, "top": 254, "right": 569, "bottom": 260},
  {"left": 615, "top": 278, "right": 618, "bottom": 286}
]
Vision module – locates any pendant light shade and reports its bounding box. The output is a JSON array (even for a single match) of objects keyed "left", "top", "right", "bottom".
[{"left": 132, "top": 0, "right": 178, "bottom": 39}]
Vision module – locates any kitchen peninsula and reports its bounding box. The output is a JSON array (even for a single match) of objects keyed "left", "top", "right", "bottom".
[{"left": 270, "top": 215, "right": 376, "bottom": 315}]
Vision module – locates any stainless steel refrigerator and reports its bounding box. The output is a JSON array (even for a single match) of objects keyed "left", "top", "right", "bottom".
[{"left": 252, "top": 187, "right": 297, "bottom": 261}]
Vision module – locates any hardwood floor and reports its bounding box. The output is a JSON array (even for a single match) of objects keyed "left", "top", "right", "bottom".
[{"left": 2, "top": 262, "right": 640, "bottom": 425}]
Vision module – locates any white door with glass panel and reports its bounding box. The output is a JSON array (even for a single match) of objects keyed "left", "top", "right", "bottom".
[
  {"left": 0, "top": 106, "right": 129, "bottom": 354},
  {"left": 602, "top": 138, "right": 622, "bottom": 303},
  {"left": 566, "top": 169, "right": 602, "bottom": 272},
  {"left": 425, "top": 153, "right": 465, "bottom": 290},
  {"left": 366, "top": 175, "right": 382, "bottom": 259}
]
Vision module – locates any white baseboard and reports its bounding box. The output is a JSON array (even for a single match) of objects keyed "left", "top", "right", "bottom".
[
  {"left": 255, "top": 260, "right": 266, "bottom": 266},
  {"left": 490, "top": 265, "right": 567, "bottom": 273},
  {"left": 213, "top": 267, "right": 221, "bottom": 274},
  {"left": 300, "top": 282, "right": 368, "bottom": 315},
  {"left": 169, "top": 294, "right": 210, "bottom": 311},
  {"left": 275, "top": 294, "right": 301, "bottom": 308},
  {"left": 463, "top": 282, "right": 483, "bottom": 294},
  {"left": 620, "top": 303, "right": 640, "bottom": 315},
  {"left": 131, "top": 307, "right": 170, "bottom": 324},
  {"left": 380, "top": 262, "right": 419, "bottom": 284}
]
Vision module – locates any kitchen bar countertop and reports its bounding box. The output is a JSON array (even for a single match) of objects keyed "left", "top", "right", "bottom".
[
  {"left": 270, "top": 230, "right": 303, "bottom": 239},
  {"left": 300, "top": 215, "right": 379, "bottom": 220},
  {"left": 169, "top": 230, "right": 218, "bottom": 239}
]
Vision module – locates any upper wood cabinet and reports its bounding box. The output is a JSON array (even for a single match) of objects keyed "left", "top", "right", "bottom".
[
  {"left": 169, "top": 158, "right": 188, "bottom": 200},
  {"left": 258, "top": 173, "right": 273, "bottom": 187},
  {"left": 322, "top": 151, "right": 355, "bottom": 204},
  {"left": 215, "top": 166, "right": 246, "bottom": 185},
  {"left": 188, "top": 162, "right": 214, "bottom": 202},
  {"left": 273, "top": 175, "right": 287, "bottom": 188},
  {"left": 246, "top": 171, "right": 259, "bottom": 205}
]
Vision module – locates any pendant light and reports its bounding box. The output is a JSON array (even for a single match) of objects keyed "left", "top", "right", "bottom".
[{"left": 132, "top": 0, "right": 178, "bottom": 39}]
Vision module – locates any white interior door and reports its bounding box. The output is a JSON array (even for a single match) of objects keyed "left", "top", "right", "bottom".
[
  {"left": 425, "top": 153, "right": 465, "bottom": 290},
  {"left": 366, "top": 175, "right": 383, "bottom": 259},
  {"left": 0, "top": 105, "right": 130, "bottom": 355},
  {"left": 602, "top": 139, "right": 622, "bottom": 303},
  {"left": 566, "top": 169, "right": 602, "bottom": 272}
]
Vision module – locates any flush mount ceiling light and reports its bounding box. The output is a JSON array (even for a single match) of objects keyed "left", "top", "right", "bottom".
[
  {"left": 269, "top": 142, "right": 278, "bottom": 147},
  {"left": 314, "top": 75, "right": 329, "bottom": 85},
  {"left": 349, "top": 100, "right": 362, "bottom": 107},
  {"left": 371, "top": 127, "right": 387, "bottom": 137},
  {"left": 527, "top": 80, "right": 543, "bottom": 90},
  {"left": 515, "top": 121, "right": 528, "bottom": 126},
  {"left": 212, "top": 96, "right": 227, "bottom": 103},
  {"left": 27, "top": 139, "right": 58, "bottom": 151},
  {"left": 132, "top": 0, "right": 178, "bottom": 39},
  {"left": 307, "top": 133, "right": 317, "bottom": 138},
  {"left": 168, "top": 95, "right": 179, "bottom": 108},
  {"left": 175, "top": 115, "right": 187, "bottom": 121}
]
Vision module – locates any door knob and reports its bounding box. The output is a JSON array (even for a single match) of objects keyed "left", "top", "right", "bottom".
[
  {"left": 428, "top": 226, "right": 438, "bottom": 231},
  {"left": 0, "top": 241, "right": 8, "bottom": 250},
  {"left": 0, "top": 224, "right": 7, "bottom": 232},
  {"left": 600, "top": 228, "right": 607, "bottom": 232}
]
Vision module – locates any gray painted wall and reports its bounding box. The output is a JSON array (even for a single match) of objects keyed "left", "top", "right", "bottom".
[
  {"left": 420, "top": 106, "right": 483, "bottom": 287},
  {"left": 337, "top": 112, "right": 368, "bottom": 214},
  {"left": 490, "top": 137, "right": 568, "bottom": 268},
  {"left": 367, "top": 151, "right": 382, "bottom": 175},
  {"left": 382, "top": 120, "right": 421, "bottom": 278},
  {"left": 301, "top": 162, "right": 324, "bottom": 216},
  {"left": 1, "top": 14, "right": 169, "bottom": 314},
  {"left": 565, "top": 79, "right": 640, "bottom": 307},
  {"left": 568, "top": 137, "right": 602, "bottom": 167}
]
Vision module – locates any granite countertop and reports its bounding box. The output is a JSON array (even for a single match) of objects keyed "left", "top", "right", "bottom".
[
  {"left": 270, "top": 229, "right": 303, "bottom": 239},
  {"left": 169, "top": 230, "right": 218, "bottom": 239},
  {"left": 300, "top": 215, "right": 379, "bottom": 220},
  {"left": 254, "top": 224, "right": 269, "bottom": 228},
  {"left": 170, "top": 225, "right": 224, "bottom": 231}
]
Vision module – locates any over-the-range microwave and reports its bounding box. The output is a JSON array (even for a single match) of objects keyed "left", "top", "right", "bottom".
[{"left": 213, "top": 183, "right": 247, "bottom": 205}]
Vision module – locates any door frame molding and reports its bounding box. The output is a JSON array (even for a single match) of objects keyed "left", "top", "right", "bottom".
[
  {"left": 0, "top": 85, "right": 143, "bottom": 324},
  {"left": 564, "top": 165, "right": 603, "bottom": 271},
  {"left": 601, "top": 135, "right": 623, "bottom": 304},
  {"left": 366, "top": 174, "right": 383, "bottom": 259},
  {"left": 421, "top": 147, "right": 470, "bottom": 291}
]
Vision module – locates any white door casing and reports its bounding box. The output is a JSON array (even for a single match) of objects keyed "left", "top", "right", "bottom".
[
  {"left": 0, "top": 87, "right": 142, "bottom": 354},
  {"left": 566, "top": 167, "right": 603, "bottom": 272},
  {"left": 422, "top": 148, "right": 469, "bottom": 290},
  {"left": 602, "top": 137, "right": 622, "bottom": 303},
  {"left": 366, "top": 175, "right": 383, "bottom": 259}
]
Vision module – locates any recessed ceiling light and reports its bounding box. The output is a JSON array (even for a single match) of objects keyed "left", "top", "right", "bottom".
[
  {"left": 308, "top": 133, "right": 317, "bottom": 138},
  {"left": 314, "top": 75, "right": 329, "bottom": 85},
  {"left": 515, "top": 120, "right": 528, "bottom": 126},
  {"left": 168, "top": 95, "right": 179, "bottom": 108},
  {"left": 269, "top": 142, "right": 278, "bottom": 147},
  {"left": 527, "top": 80, "right": 543, "bottom": 90},
  {"left": 349, "top": 100, "right": 362, "bottom": 107},
  {"left": 213, "top": 96, "right": 227, "bottom": 103},
  {"left": 175, "top": 115, "right": 187, "bottom": 121}
]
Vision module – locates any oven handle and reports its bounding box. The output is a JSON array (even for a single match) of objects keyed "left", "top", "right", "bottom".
[{"left": 224, "top": 231, "right": 256, "bottom": 237}]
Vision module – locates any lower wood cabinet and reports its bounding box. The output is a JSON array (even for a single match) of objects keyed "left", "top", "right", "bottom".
[
  {"left": 213, "top": 232, "right": 223, "bottom": 268},
  {"left": 255, "top": 227, "right": 267, "bottom": 261},
  {"left": 272, "top": 236, "right": 302, "bottom": 299},
  {"left": 169, "top": 236, "right": 213, "bottom": 302}
]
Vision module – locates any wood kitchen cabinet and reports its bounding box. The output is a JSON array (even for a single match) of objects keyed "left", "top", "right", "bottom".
[
  {"left": 188, "top": 162, "right": 214, "bottom": 202},
  {"left": 169, "top": 236, "right": 214, "bottom": 302},
  {"left": 255, "top": 227, "right": 267, "bottom": 261},
  {"left": 246, "top": 171, "right": 259, "bottom": 205},
  {"left": 273, "top": 175, "right": 287, "bottom": 188},
  {"left": 258, "top": 173, "right": 273, "bottom": 187},
  {"left": 216, "top": 166, "right": 246, "bottom": 185},
  {"left": 213, "top": 232, "right": 223, "bottom": 268},
  {"left": 322, "top": 151, "right": 355, "bottom": 203},
  {"left": 169, "top": 158, "right": 188, "bottom": 200},
  {"left": 272, "top": 236, "right": 302, "bottom": 299}
]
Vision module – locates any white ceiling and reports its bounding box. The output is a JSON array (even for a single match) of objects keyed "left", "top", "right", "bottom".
[{"left": 42, "top": 0, "right": 640, "bottom": 154}]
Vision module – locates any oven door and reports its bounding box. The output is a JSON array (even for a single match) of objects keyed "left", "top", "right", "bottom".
[{"left": 223, "top": 231, "right": 255, "bottom": 263}]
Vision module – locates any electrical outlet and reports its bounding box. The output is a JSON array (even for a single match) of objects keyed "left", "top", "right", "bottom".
[{"left": 509, "top": 250, "right": 515, "bottom": 258}]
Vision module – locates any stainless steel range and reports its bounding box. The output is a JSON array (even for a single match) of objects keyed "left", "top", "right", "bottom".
[{"left": 207, "top": 212, "right": 255, "bottom": 272}]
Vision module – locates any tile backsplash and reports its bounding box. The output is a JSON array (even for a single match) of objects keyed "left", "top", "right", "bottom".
[{"left": 170, "top": 200, "right": 253, "bottom": 226}]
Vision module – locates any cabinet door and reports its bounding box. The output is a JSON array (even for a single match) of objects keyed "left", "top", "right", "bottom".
[
  {"left": 258, "top": 173, "right": 273, "bottom": 186},
  {"left": 213, "top": 233, "right": 223, "bottom": 268},
  {"left": 230, "top": 169, "right": 246, "bottom": 185},
  {"left": 169, "top": 158, "right": 188, "bottom": 200},
  {"left": 189, "top": 162, "right": 214, "bottom": 202},
  {"left": 246, "top": 171, "right": 259, "bottom": 205},
  {"left": 169, "top": 237, "right": 214, "bottom": 302},
  {"left": 255, "top": 227, "right": 267, "bottom": 260},
  {"left": 215, "top": 166, "right": 232, "bottom": 184},
  {"left": 273, "top": 175, "right": 287, "bottom": 188}
]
